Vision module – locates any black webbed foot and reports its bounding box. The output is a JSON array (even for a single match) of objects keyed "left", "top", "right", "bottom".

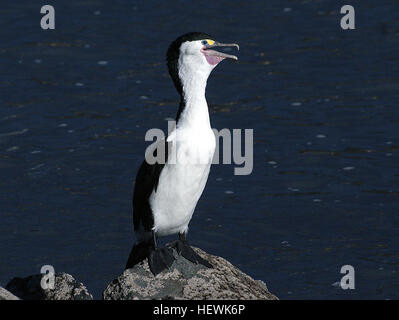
[
  {"left": 148, "top": 247, "right": 175, "bottom": 276},
  {"left": 168, "top": 234, "right": 213, "bottom": 268}
]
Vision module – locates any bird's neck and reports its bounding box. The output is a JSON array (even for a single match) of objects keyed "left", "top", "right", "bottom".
[{"left": 176, "top": 69, "right": 211, "bottom": 129}]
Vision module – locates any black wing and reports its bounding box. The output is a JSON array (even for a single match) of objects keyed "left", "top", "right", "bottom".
[{"left": 132, "top": 140, "right": 169, "bottom": 232}]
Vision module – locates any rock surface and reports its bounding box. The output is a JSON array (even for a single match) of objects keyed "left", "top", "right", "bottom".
[
  {"left": 0, "top": 286, "right": 20, "bottom": 300},
  {"left": 5, "top": 272, "right": 93, "bottom": 300},
  {"left": 103, "top": 247, "right": 278, "bottom": 300}
]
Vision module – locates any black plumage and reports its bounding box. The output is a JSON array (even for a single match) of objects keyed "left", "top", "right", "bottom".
[{"left": 132, "top": 141, "right": 169, "bottom": 232}]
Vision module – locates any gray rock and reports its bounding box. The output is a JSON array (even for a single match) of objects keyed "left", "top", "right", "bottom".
[
  {"left": 0, "top": 286, "right": 20, "bottom": 300},
  {"left": 103, "top": 247, "right": 278, "bottom": 300},
  {"left": 6, "top": 272, "right": 93, "bottom": 300}
]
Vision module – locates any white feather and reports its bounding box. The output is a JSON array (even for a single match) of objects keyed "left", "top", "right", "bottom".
[{"left": 149, "top": 39, "right": 217, "bottom": 236}]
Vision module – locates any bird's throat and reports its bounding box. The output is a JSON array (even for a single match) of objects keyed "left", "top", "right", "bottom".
[{"left": 176, "top": 70, "right": 211, "bottom": 129}]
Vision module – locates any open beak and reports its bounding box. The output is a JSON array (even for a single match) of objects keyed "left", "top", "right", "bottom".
[{"left": 201, "top": 42, "right": 239, "bottom": 64}]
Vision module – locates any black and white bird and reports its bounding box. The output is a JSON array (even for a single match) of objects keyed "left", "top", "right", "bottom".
[{"left": 125, "top": 32, "right": 239, "bottom": 275}]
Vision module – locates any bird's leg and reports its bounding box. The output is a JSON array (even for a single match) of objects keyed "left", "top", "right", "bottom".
[
  {"left": 168, "top": 232, "right": 212, "bottom": 268},
  {"left": 148, "top": 231, "right": 175, "bottom": 276}
]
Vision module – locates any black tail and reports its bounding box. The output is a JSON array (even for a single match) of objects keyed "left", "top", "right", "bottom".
[{"left": 125, "top": 241, "right": 153, "bottom": 270}]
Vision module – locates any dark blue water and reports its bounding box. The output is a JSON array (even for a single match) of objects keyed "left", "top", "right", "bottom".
[{"left": 1, "top": 1, "right": 398, "bottom": 299}]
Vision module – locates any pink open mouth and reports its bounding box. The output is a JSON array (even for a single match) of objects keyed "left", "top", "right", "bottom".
[
  {"left": 203, "top": 52, "right": 225, "bottom": 65},
  {"left": 201, "top": 47, "right": 238, "bottom": 66}
]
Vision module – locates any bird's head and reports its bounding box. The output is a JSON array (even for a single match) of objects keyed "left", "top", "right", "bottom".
[{"left": 167, "top": 32, "right": 239, "bottom": 95}]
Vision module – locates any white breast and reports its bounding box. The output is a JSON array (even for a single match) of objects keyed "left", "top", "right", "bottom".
[{"left": 149, "top": 126, "right": 216, "bottom": 236}]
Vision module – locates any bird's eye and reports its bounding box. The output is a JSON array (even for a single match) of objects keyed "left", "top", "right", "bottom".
[{"left": 201, "top": 40, "right": 208, "bottom": 45}]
